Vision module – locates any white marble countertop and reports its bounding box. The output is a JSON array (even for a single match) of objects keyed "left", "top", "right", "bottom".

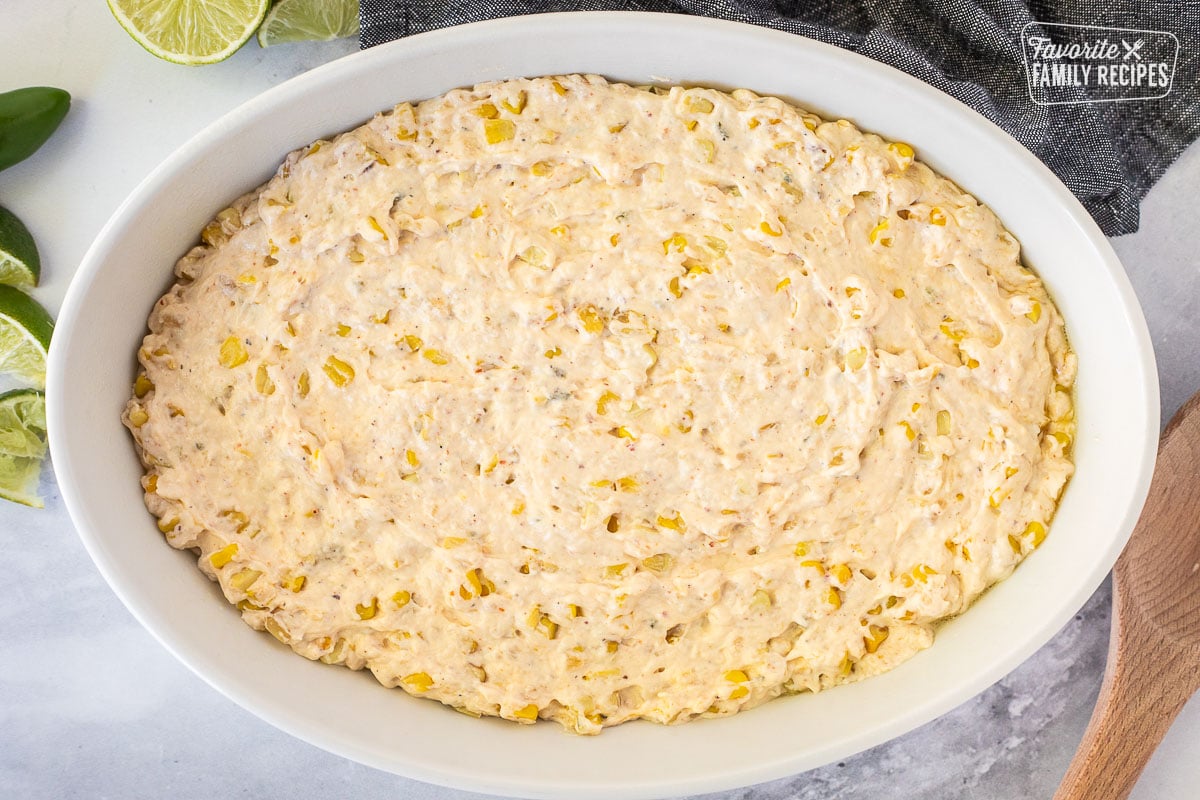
[{"left": 2, "top": 2, "right": 1197, "bottom": 797}]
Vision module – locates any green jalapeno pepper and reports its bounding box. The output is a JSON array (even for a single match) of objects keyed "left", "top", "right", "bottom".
[{"left": 0, "top": 87, "right": 71, "bottom": 172}]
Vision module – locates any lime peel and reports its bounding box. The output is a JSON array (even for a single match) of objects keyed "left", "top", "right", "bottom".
[
  {"left": 0, "top": 205, "right": 40, "bottom": 289},
  {"left": 107, "top": 0, "right": 270, "bottom": 65},
  {"left": 257, "top": 0, "right": 359, "bottom": 47},
  {"left": 0, "top": 284, "right": 54, "bottom": 389}
]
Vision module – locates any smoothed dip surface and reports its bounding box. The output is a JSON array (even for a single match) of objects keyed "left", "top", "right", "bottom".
[{"left": 126, "top": 75, "right": 1076, "bottom": 734}]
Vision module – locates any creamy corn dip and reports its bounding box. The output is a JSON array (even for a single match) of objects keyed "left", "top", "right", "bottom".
[{"left": 125, "top": 75, "right": 1075, "bottom": 734}]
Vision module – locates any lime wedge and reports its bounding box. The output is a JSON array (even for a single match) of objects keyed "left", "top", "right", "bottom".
[
  {"left": 0, "top": 206, "right": 40, "bottom": 289},
  {"left": 0, "top": 284, "right": 53, "bottom": 388},
  {"left": 107, "top": 0, "right": 270, "bottom": 65},
  {"left": 0, "top": 388, "right": 48, "bottom": 508},
  {"left": 257, "top": 0, "right": 359, "bottom": 47}
]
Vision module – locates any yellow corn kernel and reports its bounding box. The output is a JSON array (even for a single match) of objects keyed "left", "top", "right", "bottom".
[
  {"left": 800, "top": 559, "right": 826, "bottom": 575},
  {"left": 441, "top": 536, "right": 467, "bottom": 549},
  {"left": 697, "top": 138, "right": 716, "bottom": 162},
  {"left": 605, "top": 563, "right": 628, "bottom": 578},
  {"left": 830, "top": 563, "right": 853, "bottom": 585},
  {"left": 511, "top": 501, "right": 525, "bottom": 515},
  {"left": 937, "top": 410, "right": 951, "bottom": 436},
  {"left": 1026, "top": 301, "right": 1042, "bottom": 323},
  {"left": 128, "top": 408, "right": 149, "bottom": 427},
  {"left": 237, "top": 599, "right": 264, "bottom": 612},
  {"left": 656, "top": 512, "right": 686, "bottom": 532},
  {"left": 750, "top": 589, "right": 773, "bottom": 610},
  {"left": 596, "top": 390, "right": 620, "bottom": 415},
  {"left": 552, "top": 80, "right": 568, "bottom": 95},
  {"left": 422, "top": 349, "right": 449, "bottom": 365},
  {"left": 888, "top": 141, "right": 915, "bottom": 159},
  {"left": 254, "top": 363, "right": 275, "bottom": 395},
  {"left": 893, "top": 288, "right": 906, "bottom": 299},
  {"left": 899, "top": 421, "right": 916, "bottom": 442},
  {"left": 724, "top": 669, "right": 749, "bottom": 683},
  {"left": 606, "top": 640, "right": 619, "bottom": 653},
  {"left": 1008, "top": 534, "right": 1024, "bottom": 554},
  {"left": 513, "top": 703, "right": 539, "bottom": 721},
  {"left": 567, "top": 604, "right": 583, "bottom": 618},
  {"left": 609, "top": 122, "right": 627, "bottom": 134},
  {"left": 402, "top": 334, "right": 423, "bottom": 352},
  {"left": 134, "top": 373, "right": 154, "bottom": 398},
  {"left": 845, "top": 347, "right": 867, "bottom": 371},
  {"left": 229, "top": 568, "right": 262, "bottom": 592},
  {"left": 536, "top": 613, "right": 559, "bottom": 639},
  {"left": 662, "top": 233, "right": 687, "bottom": 254},
  {"left": 334, "top": 323, "right": 351, "bottom": 337},
  {"left": 682, "top": 257, "right": 711, "bottom": 277},
  {"left": 286, "top": 575, "right": 307, "bottom": 593},
  {"left": 145, "top": 475, "right": 159, "bottom": 494},
  {"left": 356, "top": 597, "right": 379, "bottom": 620},
  {"left": 156, "top": 516, "right": 178, "bottom": 533},
  {"left": 209, "top": 543, "right": 238, "bottom": 569},
  {"left": 530, "top": 160, "right": 554, "bottom": 176},
  {"left": 641, "top": 553, "right": 674, "bottom": 573},
  {"left": 863, "top": 624, "right": 890, "bottom": 653},
  {"left": 609, "top": 426, "right": 636, "bottom": 441},
  {"left": 392, "top": 590, "right": 411, "bottom": 608},
  {"left": 402, "top": 672, "right": 434, "bottom": 692},
  {"left": 609, "top": 233, "right": 621, "bottom": 247},
  {"left": 826, "top": 587, "right": 843, "bottom": 609},
  {"left": 687, "top": 96, "right": 715, "bottom": 114},
  {"left": 930, "top": 207, "right": 947, "bottom": 226},
  {"left": 668, "top": 276, "right": 683, "bottom": 298},
  {"left": 794, "top": 541, "right": 811, "bottom": 557},
  {"left": 484, "top": 118, "right": 515, "bottom": 144},
  {"left": 616, "top": 476, "right": 639, "bottom": 492},
  {"left": 838, "top": 652, "right": 853, "bottom": 677},
  {"left": 472, "top": 102, "right": 499, "bottom": 119},
  {"left": 501, "top": 91, "right": 527, "bottom": 114},
  {"left": 869, "top": 218, "right": 891, "bottom": 245},
  {"left": 577, "top": 304, "right": 605, "bottom": 334},
  {"left": 219, "top": 336, "right": 248, "bottom": 368},
  {"left": 760, "top": 221, "right": 782, "bottom": 237},
  {"left": 1025, "top": 521, "right": 1047, "bottom": 548},
  {"left": 297, "top": 370, "right": 310, "bottom": 398},
  {"left": 219, "top": 509, "right": 250, "bottom": 532},
  {"left": 775, "top": 276, "right": 791, "bottom": 293},
  {"left": 322, "top": 355, "right": 355, "bottom": 386}
]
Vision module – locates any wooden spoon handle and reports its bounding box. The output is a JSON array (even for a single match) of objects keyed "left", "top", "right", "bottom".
[{"left": 1053, "top": 606, "right": 1191, "bottom": 800}]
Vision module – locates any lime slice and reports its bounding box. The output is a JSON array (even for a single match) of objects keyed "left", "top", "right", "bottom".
[
  {"left": 257, "top": 0, "right": 359, "bottom": 47},
  {"left": 106, "top": 0, "right": 270, "bottom": 65},
  {"left": 0, "top": 206, "right": 40, "bottom": 289},
  {"left": 0, "top": 284, "right": 53, "bottom": 388},
  {"left": 0, "top": 388, "right": 48, "bottom": 508}
]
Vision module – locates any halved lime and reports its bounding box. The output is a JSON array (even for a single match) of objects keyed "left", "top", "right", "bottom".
[
  {"left": 0, "top": 205, "right": 40, "bottom": 289},
  {"left": 257, "top": 0, "right": 359, "bottom": 47},
  {"left": 0, "top": 284, "right": 53, "bottom": 388},
  {"left": 107, "top": 0, "right": 270, "bottom": 65},
  {"left": 0, "top": 388, "right": 48, "bottom": 508}
]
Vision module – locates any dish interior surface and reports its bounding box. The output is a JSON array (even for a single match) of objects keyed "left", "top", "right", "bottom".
[{"left": 48, "top": 13, "right": 1157, "bottom": 799}]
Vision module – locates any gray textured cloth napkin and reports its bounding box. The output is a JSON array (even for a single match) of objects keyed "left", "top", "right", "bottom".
[{"left": 359, "top": 1, "right": 1199, "bottom": 236}]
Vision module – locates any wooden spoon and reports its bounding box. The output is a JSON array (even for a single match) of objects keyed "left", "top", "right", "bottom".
[{"left": 1055, "top": 390, "right": 1200, "bottom": 800}]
